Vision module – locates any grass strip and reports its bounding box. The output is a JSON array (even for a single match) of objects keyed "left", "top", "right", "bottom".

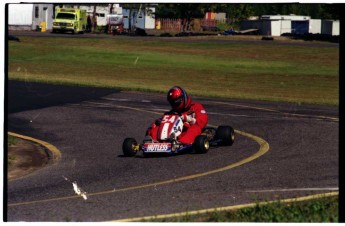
[
  {"left": 148, "top": 194, "right": 338, "bottom": 222},
  {"left": 8, "top": 36, "right": 339, "bottom": 105},
  {"left": 7, "top": 135, "right": 18, "bottom": 165}
]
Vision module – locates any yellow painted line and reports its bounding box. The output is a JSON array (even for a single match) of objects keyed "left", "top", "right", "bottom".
[
  {"left": 8, "top": 105, "right": 269, "bottom": 207},
  {"left": 114, "top": 192, "right": 339, "bottom": 222},
  {"left": 8, "top": 129, "right": 269, "bottom": 207},
  {"left": 8, "top": 132, "right": 61, "bottom": 162},
  {"left": 205, "top": 101, "right": 339, "bottom": 122}
]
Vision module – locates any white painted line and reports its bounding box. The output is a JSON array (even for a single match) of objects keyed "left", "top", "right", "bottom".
[
  {"left": 205, "top": 100, "right": 339, "bottom": 122},
  {"left": 151, "top": 108, "right": 169, "bottom": 112},
  {"left": 102, "top": 97, "right": 130, "bottom": 102},
  {"left": 208, "top": 112, "right": 256, "bottom": 118}
]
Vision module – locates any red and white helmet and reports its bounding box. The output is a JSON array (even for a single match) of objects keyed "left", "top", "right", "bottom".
[{"left": 167, "top": 86, "right": 191, "bottom": 112}]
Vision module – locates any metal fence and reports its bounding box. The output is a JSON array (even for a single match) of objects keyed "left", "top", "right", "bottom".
[
  {"left": 156, "top": 19, "right": 222, "bottom": 31},
  {"left": 157, "top": 18, "right": 182, "bottom": 31}
]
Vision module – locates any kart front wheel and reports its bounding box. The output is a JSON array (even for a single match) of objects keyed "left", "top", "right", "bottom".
[
  {"left": 122, "top": 138, "right": 139, "bottom": 157},
  {"left": 216, "top": 126, "right": 235, "bottom": 146},
  {"left": 194, "top": 135, "right": 209, "bottom": 154}
]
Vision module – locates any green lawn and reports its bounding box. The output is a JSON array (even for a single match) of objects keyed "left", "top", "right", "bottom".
[
  {"left": 8, "top": 36, "right": 339, "bottom": 105},
  {"left": 7, "top": 135, "right": 17, "bottom": 166},
  {"left": 147, "top": 195, "right": 339, "bottom": 222}
]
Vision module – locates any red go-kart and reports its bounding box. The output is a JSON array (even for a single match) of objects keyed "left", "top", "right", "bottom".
[{"left": 122, "top": 113, "right": 235, "bottom": 157}]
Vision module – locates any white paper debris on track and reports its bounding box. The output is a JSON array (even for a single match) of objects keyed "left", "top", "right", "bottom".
[{"left": 63, "top": 176, "right": 88, "bottom": 200}]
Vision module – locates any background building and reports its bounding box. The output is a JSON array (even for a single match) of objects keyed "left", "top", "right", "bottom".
[
  {"left": 8, "top": 4, "right": 54, "bottom": 31},
  {"left": 241, "top": 14, "right": 339, "bottom": 36}
]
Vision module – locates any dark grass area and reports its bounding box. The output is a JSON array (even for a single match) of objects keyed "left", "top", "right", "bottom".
[{"left": 151, "top": 195, "right": 338, "bottom": 222}]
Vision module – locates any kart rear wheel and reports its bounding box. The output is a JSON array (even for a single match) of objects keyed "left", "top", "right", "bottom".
[
  {"left": 122, "top": 138, "right": 139, "bottom": 157},
  {"left": 193, "top": 135, "right": 209, "bottom": 154},
  {"left": 216, "top": 125, "right": 235, "bottom": 146}
]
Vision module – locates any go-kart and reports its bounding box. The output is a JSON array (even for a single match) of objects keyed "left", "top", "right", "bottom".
[{"left": 122, "top": 113, "right": 235, "bottom": 157}]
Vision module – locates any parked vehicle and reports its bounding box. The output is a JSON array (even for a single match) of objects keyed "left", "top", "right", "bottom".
[{"left": 52, "top": 8, "right": 86, "bottom": 34}]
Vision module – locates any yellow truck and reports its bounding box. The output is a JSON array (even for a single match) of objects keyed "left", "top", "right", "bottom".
[{"left": 53, "top": 8, "right": 87, "bottom": 34}]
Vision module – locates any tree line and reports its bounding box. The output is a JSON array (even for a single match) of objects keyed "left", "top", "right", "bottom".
[
  {"left": 56, "top": 3, "right": 339, "bottom": 21},
  {"left": 153, "top": 3, "right": 339, "bottom": 21}
]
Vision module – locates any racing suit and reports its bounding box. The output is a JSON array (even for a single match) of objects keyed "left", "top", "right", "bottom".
[{"left": 147, "top": 101, "right": 208, "bottom": 145}]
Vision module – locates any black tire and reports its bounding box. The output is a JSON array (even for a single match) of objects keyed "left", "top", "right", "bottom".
[
  {"left": 216, "top": 126, "right": 235, "bottom": 146},
  {"left": 193, "top": 135, "right": 209, "bottom": 154},
  {"left": 122, "top": 138, "right": 138, "bottom": 157}
]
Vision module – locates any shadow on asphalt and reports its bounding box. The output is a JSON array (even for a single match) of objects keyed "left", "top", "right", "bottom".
[{"left": 7, "top": 81, "right": 119, "bottom": 114}]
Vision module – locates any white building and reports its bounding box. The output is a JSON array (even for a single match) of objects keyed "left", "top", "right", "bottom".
[
  {"left": 8, "top": 3, "right": 54, "bottom": 31},
  {"left": 241, "top": 15, "right": 337, "bottom": 36},
  {"left": 291, "top": 19, "right": 322, "bottom": 34},
  {"left": 123, "top": 7, "right": 155, "bottom": 30},
  {"left": 321, "top": 20, "right": 340, "bottom": 36},
  {"left": 241, "top": 19, "right": 291, "bottom": 36},
  {"left": 261, "top": 15, "right": 310, "bottom": 20}
]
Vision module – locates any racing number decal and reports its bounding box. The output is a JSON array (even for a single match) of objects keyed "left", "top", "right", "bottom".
[
  {"left": 159, "top": 115, "right": 177, "bottom": 140},
  {"left": 161, "top": 115, "right": 177, "bottom": 123}
]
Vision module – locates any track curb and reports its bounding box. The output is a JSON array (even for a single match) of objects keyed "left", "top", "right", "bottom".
[{"left": 8, "top": 132, "right": 62, "bottom": 163}]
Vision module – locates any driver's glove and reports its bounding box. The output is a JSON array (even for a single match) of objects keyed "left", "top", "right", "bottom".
[
  {"left": 181, "top": 113, "right": 196, "bottom": 125},
  {"left": 155, "top": 118, "right": 162, "bottom": 126}
]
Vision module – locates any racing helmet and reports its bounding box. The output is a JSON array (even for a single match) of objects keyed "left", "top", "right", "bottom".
[{"left": 167, "top": 86, "right": 191, "bottom": 112}]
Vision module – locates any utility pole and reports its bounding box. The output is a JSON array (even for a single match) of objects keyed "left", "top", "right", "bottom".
[{"left": 92, "top": 4, "right": 97, "bottom": 32}]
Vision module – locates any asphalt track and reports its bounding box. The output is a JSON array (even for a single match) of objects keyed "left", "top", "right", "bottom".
[{"left": 6, "top": 81, "right": 338, "bottom": 221}]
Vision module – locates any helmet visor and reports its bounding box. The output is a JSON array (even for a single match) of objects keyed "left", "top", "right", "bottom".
[{"left": 169, "top": 95, "right": 183, "bottom": 108}]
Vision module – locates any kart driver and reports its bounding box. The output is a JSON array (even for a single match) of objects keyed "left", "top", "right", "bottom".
[{"left": 146, "top": 86, "right": 208, "bottom": 145}]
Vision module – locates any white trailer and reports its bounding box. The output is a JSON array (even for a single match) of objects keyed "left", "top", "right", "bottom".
[
  {"left": 291, "top": 19, "right": 321, "bottom": 34},
  {"left": 123, "top": 7, "right": 155, "bottom": 30},
  {"left": 261, "top": 15, "right": 310, "bottom": 20},
  {"left": 8, "top": 4, "right": 33, "bottom": 30},
  {"left": 8, "top": 4, "right": 33, "bottom": 25},
  {"left": 123, "top": 9, "right": 130, "bottom": 29},
  {"left": 32, "top": 4, "right": 54, "bottom": 30},
  {"left": 280, "top": 20, "right": 292, "bottom": 34},
  {"left": 241, "top": 15, "right": 325, "bottom": 36},
  {"left": 144, "top": 7, "right": 155, "bottom": 29},
  {"left": 8, "top": 3, "right": 54, "bottom": 31},
  {"left": 308, "top": 19, "right": 322, "bottom": 34},
  {"left": 322, "top": 20, "right": 340, "bottom": 36},
  {"left": 241, "top": 19, "right": 292, "bottom": 36},
  {"left": 78, "top": 5, "right": 108, "bottom": 26}
]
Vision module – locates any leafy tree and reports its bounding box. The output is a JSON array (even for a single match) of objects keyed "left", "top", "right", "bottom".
[
  {"left": 155, "top": 3, "right": 340, "bottom": 24},
  {"left": 319, "top": 4, "right": 339, "bottom": 19},
  {"left": 222, "top": 4, "right": 255, "bottom": 21},
  {"left": 250, "top": 3, "right": 339, "bottom": 20},
  {"left": 156, "top": 3, "right": 210, "bottom": 31}
]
